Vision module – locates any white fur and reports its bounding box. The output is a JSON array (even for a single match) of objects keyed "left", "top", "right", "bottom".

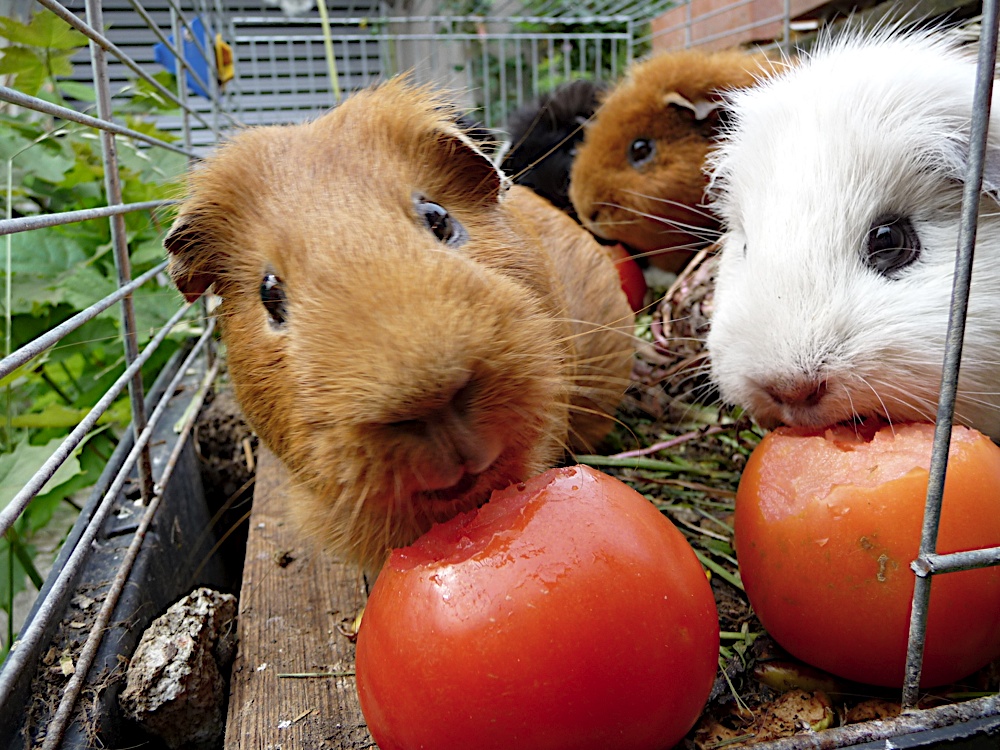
[{"left": 705, "top": 31, "right": 1000, "bottom": 439}]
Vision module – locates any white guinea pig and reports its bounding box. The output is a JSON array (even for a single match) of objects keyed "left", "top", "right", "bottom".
[{"left": 706, "top": 31, "right": 1000, "bottom": 440}]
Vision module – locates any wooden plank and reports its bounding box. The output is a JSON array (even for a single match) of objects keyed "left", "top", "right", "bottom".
[{"left": 225, "top": 446, "right": 375, "bottom": 750}]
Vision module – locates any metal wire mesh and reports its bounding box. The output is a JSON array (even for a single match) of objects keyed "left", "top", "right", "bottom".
[{"left": 0, "top": 0, "right": 227, "bottom": 745}]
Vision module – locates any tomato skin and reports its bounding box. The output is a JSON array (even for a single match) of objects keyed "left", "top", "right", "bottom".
[
  {"left": 608, "top": 243, "right": 648, "bottom": 313},
  {"left": 735, "top": 422, "right": 1000, "bottom": 687},
  {"left": 356, "top": 464, "right": 719, "bottom": 750}
]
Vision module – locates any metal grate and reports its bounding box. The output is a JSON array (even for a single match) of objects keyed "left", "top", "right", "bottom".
[
  {"left": 0, "top": 0, "right": 229, "bottom": 746},
  {"left": 225, "top": 8, "right": 660, "bottom": 129}
]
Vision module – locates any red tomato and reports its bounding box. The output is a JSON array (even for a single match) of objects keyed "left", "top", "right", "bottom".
[
  {"left": 356, "top": 464, "right": 719, "bottom": 750},
  {"left": 608, "top": 243, "right": 648, "bottom": 312},
  {"left": 735, "top": 421, "right": 1000, "bottom": 687}
]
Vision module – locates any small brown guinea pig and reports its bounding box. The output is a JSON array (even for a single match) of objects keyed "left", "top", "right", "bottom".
[
  {"left": 164, "top": 78, "right": 635, "bottom": 572},
  {"left": 569, "top": 48, "right": 770, "bottom": 273}
]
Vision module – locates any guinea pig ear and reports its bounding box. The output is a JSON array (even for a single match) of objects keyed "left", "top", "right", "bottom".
[
  {"left": 663, "top": 92, "right": 722, "bottom": 122},
  {"left": 440, "top": 125, "right": 510, "bottom": 201},
  {"left": 163, "top": 213, "right": 220, "bottom": 303}
]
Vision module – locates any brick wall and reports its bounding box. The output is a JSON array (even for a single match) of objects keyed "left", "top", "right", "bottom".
[{"left": 650, "top": 0, "right": 827, "bottom": 51}]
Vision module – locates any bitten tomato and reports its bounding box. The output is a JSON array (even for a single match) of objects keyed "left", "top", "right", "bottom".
[
  {"left": 608, "top": 243, "right": 648, "bottom": 312},
  {"left": 356, "top": 464, "right": 719, "bottom": 750},
  {"left": 735, "top": 421, "right": 1000, "bottom": 687}
]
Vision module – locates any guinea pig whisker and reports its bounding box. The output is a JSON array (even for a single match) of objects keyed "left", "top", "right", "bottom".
[
  {"left": 864, "top": 376, "right": 938, "bottom": 427},
  {"left": 608, "top": 205, "right": 722, "bottom": 241},
  {"left": 505, "top": 119, "right": 588, "bottom": 186},
  {"left": 343, "top": 473, "right": 377, "bottom": 536},
  {"left": 564, "top": 403, "right": 633, "bottom": 445},
  {"left": 558, "top": 325, "right": 643, "bottom": 350},
  {"left": 955, "top": 391, "right": 1000, "bottom": 409},
  {"left": 563, "top": 378, "right": 636, "bottom": 398},
  {"left": 620, "top": 190, "right": 721, "bottom": 224},
  {"left": 628, "top": 247, "right": 703, "bottom": 267},
  {"left": 853, "top": 373, "right": 897, "bottom": 424}
]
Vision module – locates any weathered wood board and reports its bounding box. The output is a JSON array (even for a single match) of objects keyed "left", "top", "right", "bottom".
[{"left": 225, "top": 447, "right": 375, "bottom": 749}]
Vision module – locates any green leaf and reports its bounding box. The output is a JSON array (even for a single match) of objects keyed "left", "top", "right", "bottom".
[
  {"left": 12, "top": 66, "right": 46, "bottom": 100},
  {"left": 5, "top": 10, "right": 88, "bottom": 50},
  {"left": 5, "top": 274, "right": 64, "bottom": 314},
  {"left": 0, "top": 358, "right": 38, "bottom": 390},
  {"left": 100, "top": 397, "right": 133, "bottom": 427},
  {"left": 46, "top": 49, "right": 75, "bottom": 78},
  {"left": 117, "top": 141, "right": 186, "bottom": 185},
  {"left": 11, "top": 403, "right": 86, "bottom": 429},
  {"left": 0, "top": 128, "right": 34, "bottom": 162},
  {"left": 18, "top": 142, "right": 75, "bottom": 184},
  {"left": 57, "top": 80, "right": 97, "bottom": 103},
  {"left": 132, "top": 282, "right": 180, "bottom": 343},
  {"left": 130, "top": 239, "right": 168, "bottom": 268},
  {"left": 9, "top": 530, "right": 43, "bottom": 588},
  {"left": 57, "top": 155, "right": 103, "bottom": 193},
  {"left": 0, "top": 17, "right": 31, "bottom": 44},
  {"left": 59, "top": 263, "right": 117, "bottom": 313},
  {"left": 0, "top": 46, "right": 41, "bottom": 75},
  {"left": 0, "top": 438, "right": 83, "bottom": 513},
  {"left": 0, "top": 535, "right": 35, "bottom": 617},
  {"left": 27, "top": 431, "right": 111, "bottom": 533},
  {"left": 8, "top": 229, "right": 89, "bottom": 276},
  {"left": 124, "top": 116, "right": 179, "bottom": 143}
]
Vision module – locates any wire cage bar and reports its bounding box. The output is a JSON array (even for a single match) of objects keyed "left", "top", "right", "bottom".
[
  {"left": 225, "top": 11, "right": 645, "bottom": 130},
  {"left": 901, "top": 0, "right": 1000, "bottom": 709},
  {"left": 0, "top": 0, "right": 229, "bottom": 746}
]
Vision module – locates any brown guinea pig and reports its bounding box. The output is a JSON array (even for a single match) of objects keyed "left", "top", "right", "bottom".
[
  {"left": 569, "top": 48, "right": 770, "bottom": 273},
  {"left": 164, "top": 78, "right": 635, "bottom": 572}
]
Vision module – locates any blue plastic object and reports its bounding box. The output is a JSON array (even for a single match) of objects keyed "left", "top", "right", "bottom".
[{"left": 153, "top": 16, "right": 211, "bottom": 99}]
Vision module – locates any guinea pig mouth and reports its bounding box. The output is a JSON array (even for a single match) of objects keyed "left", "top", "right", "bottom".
[
  {"left": 414, "top": 471, "right": 491, "bottom": 517},
  {"left": 421, "top": 470, "right": 480, "bottom": 501}
]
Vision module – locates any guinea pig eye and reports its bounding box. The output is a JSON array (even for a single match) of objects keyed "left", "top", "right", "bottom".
[
  {"left": 864, "top": 216, "right": 921, "bottom": 278},
  {"left": 628, "top": 138, "right": 656, "bottom": 168},
  {"left": 415, "top": 198, "right": 468, "bottom": 247},
  {"left": 260, "top": 272, "right": 288, "bottom": 328}
]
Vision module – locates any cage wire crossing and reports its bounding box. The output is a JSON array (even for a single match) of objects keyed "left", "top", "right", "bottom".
[
  {"left": 0, "top": 0, "right": 999, "bottom": 747},
  {"left": 0, "top": 1, "right": 232, "bottom": 747}
]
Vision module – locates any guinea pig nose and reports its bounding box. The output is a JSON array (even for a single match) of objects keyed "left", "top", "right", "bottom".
[
  {"left": 438, "top": 405, "right": 503, "bottom": 476},
  {"left": 764, "top": 378, "right": 828, "bottom": 408}
]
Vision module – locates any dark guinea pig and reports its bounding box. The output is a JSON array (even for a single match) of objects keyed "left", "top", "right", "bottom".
[{"left": 500, "top": 79, "right": 607, "bottom": 218}]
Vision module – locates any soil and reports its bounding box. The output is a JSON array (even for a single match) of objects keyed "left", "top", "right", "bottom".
[{"left": 191, "top": 375, "right": 258, "bottom": 593}]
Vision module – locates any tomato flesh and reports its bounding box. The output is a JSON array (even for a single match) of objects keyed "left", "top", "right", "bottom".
[
  {"left": 356, "top": 465, "right": 719, "bottom": 750},
  {"left": 736, "top": 422, "right": 1000, "bottom": 687}
]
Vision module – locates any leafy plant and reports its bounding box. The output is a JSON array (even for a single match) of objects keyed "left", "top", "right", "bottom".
[{"left": 0, "top": 8, "right": 190, "bottom": 657}]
